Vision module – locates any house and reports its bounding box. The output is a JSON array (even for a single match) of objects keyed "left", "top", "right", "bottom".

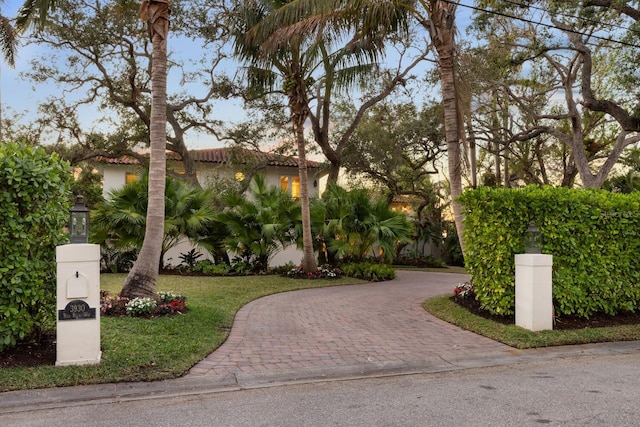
[
  {"left": 97, "top": 147, "right": 328, "bottom": 268},
  {"left": 99, "top": 147, "right": 327, "bottom": 199}
]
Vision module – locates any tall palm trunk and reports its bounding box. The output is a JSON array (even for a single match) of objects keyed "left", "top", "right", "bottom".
[
  {"left": 426, "top": 0, "right": 466, "bottom": 256},
  {"left": 290, "top": 73, "right": 317, "bottom": 273},
  {"left": 121, "top": 0, "right": 170, "bottom": 298},
  {"left": 294, "top": 120, "right": 317, "bottom": 272}
]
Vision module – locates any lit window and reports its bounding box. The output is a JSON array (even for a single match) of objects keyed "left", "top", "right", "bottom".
[
  {"left": 280, "top": 176, "right": 289, "bottom": 193},
  {"left": 291, "top": 176, "right": 300, "bottom": 198},
  {"left": 280, "top": 176, "right": 300, "bottom": 197},
  {"left": 125, "top": 172, "right": 138, "bottom": 185}
]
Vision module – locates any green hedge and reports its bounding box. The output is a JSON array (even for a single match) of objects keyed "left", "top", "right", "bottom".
[
  {"left": 459, "top": 186, "right": 640, "bottom": 318},
  {"left": 0, "top": 143, "right": 72, "bottom": 350},
  {"left": 341, "top": 262, "right": 396, "bottom": 281}
]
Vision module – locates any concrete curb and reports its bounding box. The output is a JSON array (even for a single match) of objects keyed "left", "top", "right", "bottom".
[{"left": 2, "top": 340, "right": 638, "bottom": 415}]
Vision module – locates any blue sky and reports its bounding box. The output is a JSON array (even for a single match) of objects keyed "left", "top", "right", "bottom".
[{"left": 1, "top": 1, "right": 474, "bottom": 150}]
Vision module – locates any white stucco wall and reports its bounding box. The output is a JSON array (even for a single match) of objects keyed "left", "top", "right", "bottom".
[
  {"left": 100, "top": 165, "right": 131, "bottom": 199},
  {"left": 100, "top": 161, "right": 325, "bottom": 268}
]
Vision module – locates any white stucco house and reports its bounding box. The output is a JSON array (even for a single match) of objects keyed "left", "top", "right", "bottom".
[
  {"left": 97, "top": 147, "right": 328, "bottom": 268},
  {"left": 99, "top": 148, "right": 327, "bottom": 199}
]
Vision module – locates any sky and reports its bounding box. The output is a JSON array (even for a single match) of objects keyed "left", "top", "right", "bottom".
[{"left": 0, "top": 1, "right": 474, "bottom": 151}]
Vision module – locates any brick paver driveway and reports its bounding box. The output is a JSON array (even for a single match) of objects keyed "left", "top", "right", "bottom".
[{"left": 188, "top": 270, "right": 514, "bottom": 382}]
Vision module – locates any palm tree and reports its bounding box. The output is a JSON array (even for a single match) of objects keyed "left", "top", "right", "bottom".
[
  {"left": 232, "top": 1, "right": 320, "bottom": 272},
  {"left": 251, "top": 0, "right": 467, "bottom": 256},
  {"left": 424, "top": 0, "right": 466, "bottom": 255},
  {"left": 120, "top": 0, "right": 170, "bottom": 299},
  {"left": 232, "top": 1, "right": 407, "bottom": 272},
  {"left": 0, "top": 13, "right": 17, "bottom": 67},
  {"left": 312, "top": 184, "right": 413, "bottom": 263},
  {"left": 91, "top": 175, "right": 216, "bottom": 270},
  {"left": 218, "top": 174, "right": 300, "bottom": 273}
]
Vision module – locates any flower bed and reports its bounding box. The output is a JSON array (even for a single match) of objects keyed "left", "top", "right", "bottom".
[{"left": 100, "top": 290, "right": 187, "bottom": 317}]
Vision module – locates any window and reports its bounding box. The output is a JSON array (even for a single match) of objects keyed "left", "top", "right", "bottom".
[
  {"left": 291, "top": 177, "right": 300, "bottom": 198},
  {"left": 280, "top": 175, "right": 300, "bottom": 197},
  {"left": 125, "top": 172, "right": 138, "bottom": 185},
  {"left": 280, "top": 176, "right": 289, "bottom": 193}
]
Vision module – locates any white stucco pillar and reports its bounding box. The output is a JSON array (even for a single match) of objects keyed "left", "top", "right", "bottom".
[
  {"left": 515, "top": 254, "right": 553, "bottom": 331},
  {"left": 56, "top": 244, "right": 102, "bottom": 366}
]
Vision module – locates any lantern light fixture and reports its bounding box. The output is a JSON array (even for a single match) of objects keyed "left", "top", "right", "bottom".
[
  {"left": 525, "top": 221, "right": 542, "bottom": 254},
  {"left": 69, "top": 195, "right": 89, "bottom": 244}
]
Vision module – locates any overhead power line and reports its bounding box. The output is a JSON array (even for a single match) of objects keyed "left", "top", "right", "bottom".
[
  {"left": 496, "top": 0, "right": 640, "bottom": 35},
  {"left": 440, "top": 0, "right": 640, "bottom": 50}
]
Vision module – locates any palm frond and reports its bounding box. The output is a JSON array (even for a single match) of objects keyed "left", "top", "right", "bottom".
[{"left": 0, "top": 16, "right": 17, "bottom": 67}]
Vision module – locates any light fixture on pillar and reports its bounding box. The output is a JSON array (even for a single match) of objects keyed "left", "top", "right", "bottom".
[
  {"left": 69, "top": 195, "right": 89, "bottom": 244},
  {"left": 525, "top": 221, "right": 542, "bottom": 254}
]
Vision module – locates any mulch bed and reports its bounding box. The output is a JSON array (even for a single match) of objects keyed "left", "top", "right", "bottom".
[
  {"left": 454, "top": 296, "right": 640, "bottom": 329},
  {"left": 0, "top": 331, "right": 57, "bottom": 369}
]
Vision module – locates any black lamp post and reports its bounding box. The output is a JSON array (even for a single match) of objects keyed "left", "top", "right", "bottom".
[
  {"left": 525, "top": 221, "right": 542, "bottom": 254},
  {"left": 70, "top": 195, "right": 89, "bottom": 244}
]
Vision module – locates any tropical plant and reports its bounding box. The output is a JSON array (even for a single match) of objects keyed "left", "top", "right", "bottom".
[
  {"left": 217, "top": 174, "right": 300, "bottom": 273},
  {"left": 312, "top": 184, "right": 413, "bottom": 264},
  {"left": 603, "top": 170, "right": 640, "bottom": 194},
  {"left": 121, "top": 0, "right": 170, "bottom": 299},
  {"left": 91, "top": 175, "right": 216, "bottom": 269},
  {"left": 233, "top": 0, "right": 374, "bottom": 273},
  {"left": 0, "top": 143, "right": 71, "bottom": 351},
  {"left": 178, "top": 249, "right": 203, "bottom": 268},
  {"left": 341, "top": 262, "right": 396, "bottom": 282},
  {"left": 239, "top": 0, "right": 466, "bottom": 258},
  {"left": 2, "top": 0, "right": 59, "bottom": 67}
]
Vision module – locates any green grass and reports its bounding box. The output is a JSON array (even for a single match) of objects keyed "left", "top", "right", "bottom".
[
  {"left": 0, "top": 274, "right": 363, "bottom": 392},
  {"left": 424, "top": 295, "right": 640, "bottom": 349}
]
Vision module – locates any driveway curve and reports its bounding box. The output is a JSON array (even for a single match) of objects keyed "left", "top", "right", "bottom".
[{"left": 188, "top": 270, "right": 516, "bottom": 383}]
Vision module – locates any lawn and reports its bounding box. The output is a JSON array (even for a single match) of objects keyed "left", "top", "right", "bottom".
[
  {"left": 0, "top": 273, "right": 363, "bottom": 392},
  {"left": 3, "top": 268, "right": 637, "bottom": 393},
  {"left": 424, "top": 295, "right": 640, "bottom": 349}
]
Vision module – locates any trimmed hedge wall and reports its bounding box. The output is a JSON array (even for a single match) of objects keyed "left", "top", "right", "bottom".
[
  {"left": 0, "top": 143, "right": 71, "bottom": 350},
  {"left": 459, "top": 186, "right": 640, "bottom": 318}
]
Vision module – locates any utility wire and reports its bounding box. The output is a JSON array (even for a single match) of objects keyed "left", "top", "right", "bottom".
[
  {"left": 440, "top": 0, "right": 640, "bottom": 49},
  {"left": 495, "top": 0, "right": 640, "bottom": 35}
]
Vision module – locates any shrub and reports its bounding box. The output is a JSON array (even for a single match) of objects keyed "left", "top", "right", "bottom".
[
  {"left": 99, "top": 290, "right": 129, "bottom": 316},
  {"left": 460, "top": 186, "right": 640, "bottom": 318},
  {"left": 192, "top": 260, "right": 231, "bottom": 276},
  {"left": 125, "top": 297, "right": 157, "bottom": 317},
  {"left": 179, "top": 249, "right": 203, "bottom": 268},
  {"left": 91, "top": 175, "right": 216, "bottom": 270},
  {"left": 341, "top": 262, "right": 395, "bottom": 281},
  {"left": 284, "top": 264, "right": 343, "bottom": 279},
  {"left": 100, "top": 245, "right": 138, "bottom": 273},
  {"left": 453, "top": 282, "right": 474, "bottom": 300},
  {"left": 312, "top": 185, "right": 413, "bottom": 264},
  {"left": 442, "top": 223, "right": 464, "bottom": 267},
  {"left": 156, "top": 291, "right": 187, "bottom": 314},
  {"left": 394, "top": 252, "right": 447, "bottom": 268},
  {"left": 0, "top": 143, "right": 71, "bottom": 351},
  {"left": 100, "top": 290, "right": 187, "bottom": 317}
]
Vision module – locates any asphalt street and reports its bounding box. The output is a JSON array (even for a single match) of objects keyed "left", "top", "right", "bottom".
[{"left": 2, "top": 353, "right": 639, "bottom": 426}]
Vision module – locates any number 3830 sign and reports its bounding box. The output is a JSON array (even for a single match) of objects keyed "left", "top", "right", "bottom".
[{"left": 58, "top": 300, "right": 97, "bottom": 320}]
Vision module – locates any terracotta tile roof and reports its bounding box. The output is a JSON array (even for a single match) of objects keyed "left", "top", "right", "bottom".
[
  {"left": 100, "top": 155, "right": 140, "bottom": 165},
  {"left": 99, "top": 148, "right": 322, "bottom": 168}
]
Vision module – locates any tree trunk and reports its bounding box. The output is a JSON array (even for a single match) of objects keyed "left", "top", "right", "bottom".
[
  {"left": 295, "top": 120, "right": 318, "bottom": 272},
  {"left": 121, "top": 0, "right": 170, "bottom": 299},
  {"left": 289, "top": 67, "right": 317, "bottom": 272},
  {"left": 467, "top": 115, "right": 477, "bottom": 188},
  {"left": 427, "top": 0, "right": 466, "bottom": 256}
]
